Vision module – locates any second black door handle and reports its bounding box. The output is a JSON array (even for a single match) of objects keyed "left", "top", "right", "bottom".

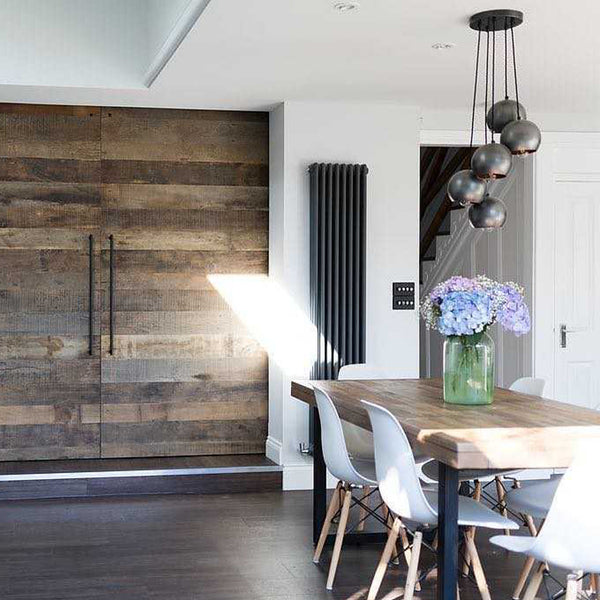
[
  {"left": 109, "top": 235, "right": 115, "bottom": 355},
  {"left": 88, "top": 234, "right": 94, "bottom": 356}
]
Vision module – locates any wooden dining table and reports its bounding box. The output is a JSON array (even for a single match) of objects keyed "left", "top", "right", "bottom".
[{"left": 291, "top": 377, "right": 600, "bottom": 600}]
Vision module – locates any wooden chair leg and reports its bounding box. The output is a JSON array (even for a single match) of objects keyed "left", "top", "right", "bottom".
[
  {"left": 313, "top": 481, "right": 342, "bottom": 563},
  {"left": 465, "top": 533, "right": 492, "bottom": 600},
  {"left": 524, "top": 514, "right": 538, "bottom": 536},
  {"left": 522, "top": 563, "right": 545, "bottom": 600},
  {"left": 513, "top": 556, "right": 536, "bottom": 600},
  {"left": 495, "top": 476, "right": 511, "bottom": 536},
  {"left": 382, "top": 505, "right": 421, "bottom": 590},
  {"left": 367, "top": 516, "right": 402, "bottom": 600},
  {"left": 591, "top": 573, "right": 599, "bottom": 596},
  {"left": 382, "top": 505, "right": 401, "bottom": 565},
  {"left": 326, "top": 488, "right": 352, "bottom": 590},
  {"left": 357, "top": 486, "right": 371, "bottom": 532},
  {"left": 462, "top": 480, "right": 482, "bottom": 576},
  {"left": 566, "top": 572, "right": 580, "bottom": 600},
  {"left": 404, "top": 531, "right": 423, "bottom": 600},
  {"left": 511, "top": 511, "right": 539, "bottom": 600}
]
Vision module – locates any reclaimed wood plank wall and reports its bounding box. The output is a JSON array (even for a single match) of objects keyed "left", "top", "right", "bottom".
[{"left": 0, "top": 103, "right": 269, "bottom": 460}]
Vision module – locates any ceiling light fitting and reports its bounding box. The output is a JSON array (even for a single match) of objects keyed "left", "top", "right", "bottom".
[
  {"left": 447, "top": 9, "right": 541, "bottom": 231},
  {"left": 333, "top": 1, "right": 360, "bottom": 12}
]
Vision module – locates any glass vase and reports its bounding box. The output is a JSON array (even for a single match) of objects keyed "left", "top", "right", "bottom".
[{"left": 443, "top": 332, "right": 495, "bottom": 405}]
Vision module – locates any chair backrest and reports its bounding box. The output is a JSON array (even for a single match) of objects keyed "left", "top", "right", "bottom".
[
  {"left": 313, "top": 386, "right": 370, "bottom": 484},
  {"left": 509, "top": 377, "right": 545, "bottom": 396},
  {"left": 361, "top": 400, "right": 437, "bottom": 525},
  {"left": 337, "top": 363, "right": 396, "bottom": 460},
  {"left": 338, "top": 364, "right": 399, "bottom": 380},
  {"left": 531, "top": 442, "right": 600, "bottom": 572}
]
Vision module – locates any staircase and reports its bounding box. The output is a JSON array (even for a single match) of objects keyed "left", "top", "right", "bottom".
[{"left": 419, "top": 146, "right": 473, "bottom": 283}]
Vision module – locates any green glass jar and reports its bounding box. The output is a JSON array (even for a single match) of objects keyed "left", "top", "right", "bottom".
[{"left": 443, "top": 331, "right": 495, "bottom": 405}]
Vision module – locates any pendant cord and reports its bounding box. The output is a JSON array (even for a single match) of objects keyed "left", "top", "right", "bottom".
[
  {"left": 504, "top": 19, "right": 508, "bottom": 99},
  {"left": 491, "top": 20, "right": 496, "bottom": 142},
  {"left": 469, "top": 24, "right": 482, "bottom": 148},
  {"left": 510, "top": 18, "right": 521, "bottom": 119},
  {"left": 484, "top": 27, "right": 490, "bottom": 144}
]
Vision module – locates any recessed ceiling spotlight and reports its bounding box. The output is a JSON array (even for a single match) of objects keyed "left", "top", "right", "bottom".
[
  {"left": 333, "top": 1, "right": 360, "bottom": 12},
  {"left": 432, "top": 42, "right": 456, "bottom": 50}
]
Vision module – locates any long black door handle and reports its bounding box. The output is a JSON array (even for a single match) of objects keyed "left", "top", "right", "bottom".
[
  {"left": 88, "top": 234, "right": 94, "bottom": 356},
  {"left": 109, "top": 235, "right": 115, "bottom": 355}
]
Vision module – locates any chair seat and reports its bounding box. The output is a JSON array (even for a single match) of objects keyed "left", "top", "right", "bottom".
[
  {"left": 491, "top": 532, "right": 600, "bottom": 573},
  {"left": 505, "top": 477, "right": 560, "bottom": 520},
  {"left": 490, "top": 534, "right": 537, "bottom": 554},
  {"left": 349, "top": 458, "right": 378, "bottom": 486},
  {"left": 423, "top": 490, "right": 520, "bottom": 530},
  {"left": 420, "top": 459, "right": 519, "bottom": 483}
]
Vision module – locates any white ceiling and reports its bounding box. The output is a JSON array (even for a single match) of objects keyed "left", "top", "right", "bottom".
[{"left": 0, "top": 0, "right": 598, "bottom": 129}]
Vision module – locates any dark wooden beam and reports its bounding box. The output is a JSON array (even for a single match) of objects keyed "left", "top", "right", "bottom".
[
  {"left": 420, "top": 148, "right": 474, "bottom": 218},
  {"left": 420, "top": 147, "right": 437, "bottom": 182},
  {"left": 420, "top": 147, "right": 448, "bottom": 198}
]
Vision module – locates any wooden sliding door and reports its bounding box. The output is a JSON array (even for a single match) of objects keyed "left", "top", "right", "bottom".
[
  {"left": 99, "top": 108, "right": 269, "bottom": 457},
  {"left": 0, "top": 104, "right": 269, "bottom": 462},
  {"left": 0, "top": 105, "right": 102, "bottom": 460}
]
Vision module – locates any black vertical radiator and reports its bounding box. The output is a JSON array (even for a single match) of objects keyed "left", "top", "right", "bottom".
[{"left": 309, "top": 163, "right": 368, "bottom": 381}]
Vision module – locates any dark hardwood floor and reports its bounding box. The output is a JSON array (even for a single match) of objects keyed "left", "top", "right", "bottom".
[{"left": 0, "top": 490, "right": 568, "bottom": 600}]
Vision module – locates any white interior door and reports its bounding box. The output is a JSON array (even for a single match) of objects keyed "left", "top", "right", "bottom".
[{"left": 554, "top": 183, "right": 600, "bottom": 410}]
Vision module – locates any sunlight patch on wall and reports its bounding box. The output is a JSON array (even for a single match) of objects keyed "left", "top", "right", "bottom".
[{"left": 208, "top": 274, "right": 317, "bottom": 377}]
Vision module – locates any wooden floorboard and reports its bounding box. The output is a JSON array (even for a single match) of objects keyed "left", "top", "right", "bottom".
[{"left": 0, "top": 489, "right": 570, "bottom": 600}]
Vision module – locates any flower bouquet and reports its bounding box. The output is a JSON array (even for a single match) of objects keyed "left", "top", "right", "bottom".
[{"left": 420, "top": 275, "right": 530, "bottom": 405}]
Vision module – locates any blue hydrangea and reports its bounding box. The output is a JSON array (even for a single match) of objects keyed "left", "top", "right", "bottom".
[
  {"left": 438, "top": 290, "right": 493, "bottom": 336},
  {"left": 420, "top": 275, "right": 531, "bottom": 338}
]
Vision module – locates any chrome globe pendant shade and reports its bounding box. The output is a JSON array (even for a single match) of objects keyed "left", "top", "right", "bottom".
[
  {"left": 486, "top": 98, "right": 526, "bottom": 133},
  {"left": 446, "top": 9, "right": 541, "bottom": 230},
  {"left": 468, "top": 195, "right": 507, "bottom": 230},
  {"left": 471, "top": 142, "right": 512, "bottom": 180},
  {"left": 501, "top": 118, "right": 541, "bottom": 155},
  {"left": 448, "top": 169, "right": 486, "bottom": 206}
]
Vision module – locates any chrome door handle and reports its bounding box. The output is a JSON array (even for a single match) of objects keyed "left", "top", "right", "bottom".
[
  {"left": 560, "top": 324, "right": 579, "bottom": 348},
  {"left": 560, "top": 324, "right": 567, "bottom": 348}
]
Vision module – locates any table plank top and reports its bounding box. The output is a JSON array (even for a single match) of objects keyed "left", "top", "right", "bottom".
[{"left": 291, "top": 378, "right": 600, "bottom": 469}]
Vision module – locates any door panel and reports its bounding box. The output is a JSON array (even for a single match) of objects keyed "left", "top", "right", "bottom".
[
  {"left": 554, "top": 184, "right": 600, "bottom": 410},
  {"left": 99, "top": 107, "right": 269, "bottom": 458},
  {"left": 0, "top": 105, "right": 102, "bottom": 460}
]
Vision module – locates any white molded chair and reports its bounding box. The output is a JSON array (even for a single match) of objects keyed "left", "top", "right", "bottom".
[
  {"left": 312, "top": 386, "right": 378, "bottom": 590},
  {"left": 492, "top": 446, "right": 600, "bottom": 600},
  {"left": 362, "top": 399, "right": 519, "bottom": 600},
  {"left": 338, "top": 364, "right": 399, "bottom": 461},
  {"left": 506, "top": 477, "right": 561, "bottom": 521},
  {"left": 509, "top": 377, "right": 546, "bottom": 397}
]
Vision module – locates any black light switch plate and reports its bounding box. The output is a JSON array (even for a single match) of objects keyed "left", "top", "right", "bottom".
[{"left": 392, "top": 282, "right": 415, "bottom": 310}]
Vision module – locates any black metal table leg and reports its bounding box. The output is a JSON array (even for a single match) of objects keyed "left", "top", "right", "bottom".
[
  {"left": 312, "top": 406, "right": 327, "bottom": 544},
  {"left": 438, "top": 463, "right": 459, "bottom": 600}
]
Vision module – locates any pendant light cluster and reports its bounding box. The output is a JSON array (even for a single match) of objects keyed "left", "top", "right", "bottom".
[{"left": 447, "top": 9, "right": 541, "bottom": 230}]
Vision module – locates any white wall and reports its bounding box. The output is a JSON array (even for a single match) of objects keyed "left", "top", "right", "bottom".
[
  {"left": 269, "top": 101, "right": 421, "bottom": 489},
  {"left": 420, "top": 159, "right": 534, "bottom": 386}
]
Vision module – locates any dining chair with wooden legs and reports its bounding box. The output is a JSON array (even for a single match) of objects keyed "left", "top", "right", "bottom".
[
  {"left": 362, "top": 400, "right": 519, "bottom": 600},
  {"left": 312, "top": 387, "right": 394, "bottom": 590},
  {"left": 492, "top": 447, "right": 600, "bottom": 600}
]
